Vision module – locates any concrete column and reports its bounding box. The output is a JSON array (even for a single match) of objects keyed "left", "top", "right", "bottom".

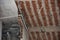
[{"left": 0, "top": 21, "right": 2, "bottom": 40}]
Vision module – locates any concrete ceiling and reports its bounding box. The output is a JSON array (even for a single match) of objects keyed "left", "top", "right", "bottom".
[{"left": 0, "top": 0, "right": 18, "bottom": 23}]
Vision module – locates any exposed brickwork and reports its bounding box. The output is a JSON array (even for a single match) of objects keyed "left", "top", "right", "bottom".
[
  {"left": 51, "top": 0, "right": 58, "bottom": 26},
  {"left": 58, "top": 32, "right": 60, "bottom": 40},
  {"left": 46, "top": 32, "right": 51, "bottom": 40},
  {"left": 16, "top": 0, "right": 60, "bottom": 40},
  {"left": 18, "top": 0, "right": 60, "bottom": 27},
  {"left": 32, "top": 1, "right": 42, "bottom": 26},
  {"left": 45, "top": 0, "right": 53, "bottom": 25}
]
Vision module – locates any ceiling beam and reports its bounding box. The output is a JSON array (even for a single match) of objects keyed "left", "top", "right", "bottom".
[
  {"left": 28, "top": 26, "right": 60, "bottom": 32},
  {"left": 15, "top": 0, "right": 36, "bottom": 1}
]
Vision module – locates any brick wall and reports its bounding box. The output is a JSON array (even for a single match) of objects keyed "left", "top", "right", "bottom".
[{"left": 16, "top": 0, "right": 60, "bottom": 40}]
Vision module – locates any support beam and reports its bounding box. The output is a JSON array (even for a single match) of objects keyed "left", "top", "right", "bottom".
[
  {"left": 35, "top": 0, "right": 44, "bottom": 26},
  {"left": 15, "top": 0, "right": 36, "bottom": 1},
  {"left": 0, "top": 21, "right": 2, "bottom": 40},
  {"left": 22, "top": 27, "right": 29, "bottom": 40},
  {"left": 48, "top": 0, "right": 55, "bottom": 26},
  {"left": 0, "top": 16, "right": 17, "bottom": 20},
  {"left": 29, "top": 26, "right": 60, "bottom": 32},
  {"left": 23, "top": 1, "right": 34, "bottom": 27},
  {"left": 30, "top": 0, "right": 39, "bottom": 27}
]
